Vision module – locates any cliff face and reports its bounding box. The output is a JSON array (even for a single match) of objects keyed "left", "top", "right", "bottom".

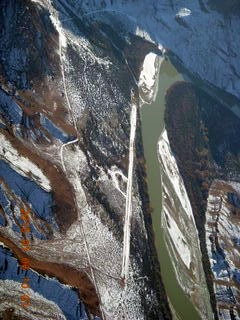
[
  {"left": 53, "top": 0, "right": 240, "bottom": 102},
  {"left": 0, "top": 0, "right": 170, "bottom": 319}
]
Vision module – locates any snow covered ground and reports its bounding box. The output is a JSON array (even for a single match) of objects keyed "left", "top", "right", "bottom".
[
  {"left": 139, "top": 52, "right": 161, "bottom": 103},
  {"left": 205, "top": 179, "right": 240, "bottom": 319},
  {"left": 121, "top": 102, "right": 137, "bottom": 281},
  {"left": 0, "top": 6, "right": 157, "bottom": 318},
  {"left": 0, "top": 280, "right": 66, "bottom": 320},
  {"left": 4, "top": 0, "right": 234, "bottom": 318}
]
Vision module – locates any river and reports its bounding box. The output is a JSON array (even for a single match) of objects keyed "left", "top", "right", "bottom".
[{"left": 140, "top": 59, "right": 201, "bottom": 320}]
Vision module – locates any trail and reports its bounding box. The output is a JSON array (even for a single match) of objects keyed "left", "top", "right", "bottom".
[
  {"left": 61, "top": 6, "right": 137, "bottom": 25},
  {"left": 57, "top": 0, "right": 140, "bottom": 285},
  {"left": 60, "top": 138, "right": 78, "bottom": 172},
  {"left": 57, "top": 3, "right": 142, "bottom": 313},
  {"left": 59, "top": 27, "right": 80, "bottom": 172},
  {"left": 58, "top": 26, "right": 106, "bottom": 320}
]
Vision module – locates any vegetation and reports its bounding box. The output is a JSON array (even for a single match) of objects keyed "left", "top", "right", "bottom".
[{"left": 164, "top": 81, "right": 218, "bottom": 318}]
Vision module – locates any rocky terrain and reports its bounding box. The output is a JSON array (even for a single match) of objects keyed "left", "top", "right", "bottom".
[
  {"left": 206, "top": 180, "right": 240, "bottom": 319},
  {"left": 1, "top": 0, "right": 240, "bottom": 319},
  {"left": 0, "top": 0, "right": 171, "bottom": 319}
]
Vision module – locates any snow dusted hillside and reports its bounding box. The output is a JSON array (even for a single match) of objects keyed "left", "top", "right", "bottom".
[
  {"left": 0, "top": 0, "right": 171, "bottom": 319},
  {"left": 47, "top": 0, "right": 240, "bottom": 102},
  {"left": 1, "top": 0, "right": 239, "bottom": 319}
]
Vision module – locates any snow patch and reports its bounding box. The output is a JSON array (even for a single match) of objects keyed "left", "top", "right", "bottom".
[
  {"left": 135, "top": 26, "right": 154, "bottom": 43},
  {"left": 176, "top": 8, "right": 191, "bottom": 18},
  {"left": 139, "top": 52, "right": 159, "bottom": 103},
  {"left": 74, "top": 0, "right": 240, "bottom": 100},
  {"left": 158, "top": 129, "right": 213, "bottom": 318},
  {"left": 107, "top": 166, "right": 127, "bottom": 197}
]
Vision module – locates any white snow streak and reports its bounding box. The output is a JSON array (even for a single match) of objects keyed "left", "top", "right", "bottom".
[
  {"left": 107, "top": 166, "right": 127, "bottom": 198},
  {"left": 163, "top": 208, "right": 191, "bottom": 269},
  {"left": 50, "top": 13, "right": 67, "bottom": 48},
  {"left": 158, "top": 129, "right": 194, "bottom": 219},
  {"left": 121, "top": 103, "right": 137, "bottom": 281},
  {"left": 0, "top": 133, "right": 51, "bottom": 192},
  {"left": 60, "top": 138, "right": 78, "bottom": 172}
]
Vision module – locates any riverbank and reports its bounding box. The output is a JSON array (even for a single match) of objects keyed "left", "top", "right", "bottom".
[{"left": 140, "top": 57, "right": 206, "bottom": 320}]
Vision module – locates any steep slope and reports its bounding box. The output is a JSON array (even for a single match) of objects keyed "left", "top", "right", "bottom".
[
  {"left": 0, "top": 0, "right": 171, "bottom": 319},
  {"left": 51, "top": 0, "right": 240, "bottom": 102},
  {"left": 1, "top": 0, "right": 240, "bottom": 319}
]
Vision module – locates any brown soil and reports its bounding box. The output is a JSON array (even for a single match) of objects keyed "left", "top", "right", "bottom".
[
  {"left": 1, "top": 0, "right": 76, "bottom": 138},
  {"left": 0, "top": 130, "right": 77, "bottom": 233},
  {"left": 15, "top": 90, "right": 77, "bottom": 138},
  {"left": 0, "top": 233, "right": 101, "bottom": 317},
  {"left": 0, "top": 308, "right": 30, "bottom": 320}
]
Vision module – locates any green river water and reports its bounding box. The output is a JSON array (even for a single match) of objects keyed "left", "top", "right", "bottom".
[{"left": 140, "top": 59, "right": 202, "bottom": 320}]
